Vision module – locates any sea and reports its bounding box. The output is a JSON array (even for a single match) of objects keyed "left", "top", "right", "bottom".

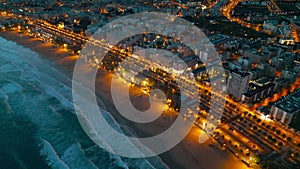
[{"left": 0, "top": 37, "right": 169, "bottom": 169}]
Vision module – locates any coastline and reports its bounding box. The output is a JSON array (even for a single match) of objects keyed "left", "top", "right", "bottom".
[{"left": 0, "top": 31, "right": 249, "bottom": 169}]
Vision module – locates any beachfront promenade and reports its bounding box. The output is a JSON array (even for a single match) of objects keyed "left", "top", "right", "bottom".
[{"left": 1, "top": 12, "right": 299, "bottom": 168}]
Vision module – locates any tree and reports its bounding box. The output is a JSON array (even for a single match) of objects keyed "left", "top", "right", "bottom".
[
  {"left": 276, "top": 130, "right": 281, "bottom": 135},
  {"left": 287, "top": 137, "right": 292, "bottom": 142},
  {"left": 250, "top": 156, "right": 261, "bottom": 167},
  {"left": 267, "top": 135, "right": 272, "bottom": 140}
]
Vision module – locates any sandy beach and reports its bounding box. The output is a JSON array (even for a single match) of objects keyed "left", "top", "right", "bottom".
[{"left": 0, "top": 30, "right": 249, "bottom": 169}]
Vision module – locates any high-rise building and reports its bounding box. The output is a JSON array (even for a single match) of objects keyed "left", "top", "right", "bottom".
[
  {"left": 226, "top": 69, "right": 250, "bottom": 101},
  {"left": 270, "top": 89, "right": 300, "bottom": 126}
]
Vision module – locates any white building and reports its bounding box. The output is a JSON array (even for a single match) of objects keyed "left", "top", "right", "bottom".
[
  {"left": 226, "top": 69, "right": 250, "bottom": 101},
  {"left": 270, "top": 89, "right": 300, "bottom": 125}
]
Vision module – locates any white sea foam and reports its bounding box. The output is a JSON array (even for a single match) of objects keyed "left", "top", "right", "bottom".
[
  {"left": 0, "top": 37, "right": 170, "bottom": 169},
  {"left": 61, "top": 143, "right": 99, "bottom": 169},
  {"left": 40, "top": 139, "right": 70, "bottom": 169}
]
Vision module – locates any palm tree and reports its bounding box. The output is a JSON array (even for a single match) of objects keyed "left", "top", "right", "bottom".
[
  {"left": 250, "top": 156, "right": 261, "bottom": 166},
  {"left": 267, "top": 135, "right": 272, "bottom": 140}
]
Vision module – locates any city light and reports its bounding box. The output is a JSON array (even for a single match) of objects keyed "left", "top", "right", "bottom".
[{"left": 0, "top": 1, "right": 299, "bottom": 168}]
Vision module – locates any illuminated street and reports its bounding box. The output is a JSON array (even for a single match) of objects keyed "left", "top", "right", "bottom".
[{"left": 0, "top": 1, "right": 299, "bottom": 169}]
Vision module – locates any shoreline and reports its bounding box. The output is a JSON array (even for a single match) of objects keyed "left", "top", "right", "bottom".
[{"left": 0, "top": 30, "right": 249, "bottom": 169}]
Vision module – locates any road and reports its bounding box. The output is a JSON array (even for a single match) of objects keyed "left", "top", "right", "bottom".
[
  {"left": 35, "top": 18, "right": 300, "bottom": 163},
  {"left": 2, "top": 13, "right": 299, "bottom": 165}
]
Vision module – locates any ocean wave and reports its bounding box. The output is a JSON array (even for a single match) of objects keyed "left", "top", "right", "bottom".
[
  {"left": 40, "top": 139, "right": 70, "bottom": 169},
  {"left": 61, "top": 143, "right": 99, "bottom": 169},
  {"left": 1, "top": 81, "right": 23, "bottom": 94},
  {"left": 0, "top": 37, "right": 170, "bottom": 169},
  {"left": 0, "top": 88, "right": 8, "bottom": 100}
]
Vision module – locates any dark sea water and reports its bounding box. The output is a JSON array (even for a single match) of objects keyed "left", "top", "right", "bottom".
[{"left": 0, "top": 37, "right": 169, "bottom": 169}]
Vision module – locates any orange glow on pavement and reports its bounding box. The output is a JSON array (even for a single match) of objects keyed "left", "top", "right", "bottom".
[{"left": 252, "top": 77, "right": 300, "bottom": 109}]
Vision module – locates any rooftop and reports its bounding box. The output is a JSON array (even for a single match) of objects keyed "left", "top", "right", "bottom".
[
  {"left": 274, "top": 89, "right": 300, "bottom": 114},
  {"left": 244, "top": 82, "right": 275, "bottom": 97},
  {"left": 230, "top": 68, "right": 250, "bottom": 77}
]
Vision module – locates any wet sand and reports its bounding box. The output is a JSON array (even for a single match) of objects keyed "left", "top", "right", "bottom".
[{"left": 0, "top": 30, "right": 249, "bottom": 169}]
